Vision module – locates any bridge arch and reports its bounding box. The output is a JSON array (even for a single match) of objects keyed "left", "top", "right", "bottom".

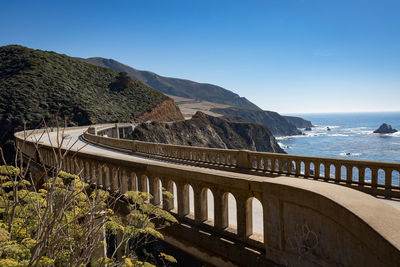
[
  {"left": 249, "top": 196, "right": 263, "bottom": 242},
  {"left": 225, "top": 192, "right": 237, "bottom": 230}
]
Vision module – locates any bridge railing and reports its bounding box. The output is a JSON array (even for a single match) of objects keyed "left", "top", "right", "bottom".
[
  {"left": 14, "top": 126, "right": 400, "bottom": 266},
  {"left": 83, "top": 125, "right": 400, "bottom": 198}
]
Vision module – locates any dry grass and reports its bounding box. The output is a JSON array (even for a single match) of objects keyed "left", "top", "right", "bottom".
[{"left": 166, "top": 94, "right": 230, "bottom": 119}]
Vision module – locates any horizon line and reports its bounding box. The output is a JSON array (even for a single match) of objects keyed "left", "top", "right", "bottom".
[{"left": 282, "top": 110, "right": 400, "bottom": 115}]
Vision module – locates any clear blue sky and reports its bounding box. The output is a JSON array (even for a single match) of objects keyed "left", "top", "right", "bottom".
[{"left": 1, "top": 0, "right": 399, "bottom": 114}]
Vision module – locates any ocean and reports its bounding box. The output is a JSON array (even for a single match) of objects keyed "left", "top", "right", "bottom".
[{"left": 278, "top": 112, "right": 400, "bottom": 163}]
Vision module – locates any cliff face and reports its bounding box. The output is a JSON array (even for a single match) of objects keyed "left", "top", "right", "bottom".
[
  {"left": 283, "top": 116, "right": 313, "bottom": 128},
  {"left": 138, "top": 99, "right": 184, "bottom": 122},
  {"left": 211, "top": 107, "right": 302, "bottom": 136},
  {"left": 130, "top": 111, "right": 285, "bottom": 153}
]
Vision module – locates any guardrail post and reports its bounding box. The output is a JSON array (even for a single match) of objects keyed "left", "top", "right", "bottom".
[
  {"left": 237, "top": 150, "right": 250, "bottom": 169},
  {"left": 131, "top": 141, "right": 137, "bottom": 153},
  {"left": 114, "top": 123, "right": 120, "bottom": 139}
]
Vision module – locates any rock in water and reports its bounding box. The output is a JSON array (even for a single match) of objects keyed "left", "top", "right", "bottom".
[{"left": 373, "top": 123, "right": 398, "bottom": 134}]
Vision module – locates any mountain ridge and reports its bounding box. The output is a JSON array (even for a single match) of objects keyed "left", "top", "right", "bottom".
[
  {"left": 82, "top": 57, "right": 261, "bottom": 110},
  {"left": 82, "top": 57, "right": 314, "bottom": 136}
]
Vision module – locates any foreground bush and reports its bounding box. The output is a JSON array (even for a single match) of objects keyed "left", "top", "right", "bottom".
[{"left": 0, "top": 165, "right": 177, "bottom": 266}]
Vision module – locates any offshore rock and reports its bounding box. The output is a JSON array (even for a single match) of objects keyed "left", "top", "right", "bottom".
[{"left": 373, "top": 123, "right": 398, "bottom": 134}]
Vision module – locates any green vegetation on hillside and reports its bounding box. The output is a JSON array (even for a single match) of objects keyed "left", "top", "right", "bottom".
[{"left": 0, "top": 45, "right": 169, "bottom": 161}]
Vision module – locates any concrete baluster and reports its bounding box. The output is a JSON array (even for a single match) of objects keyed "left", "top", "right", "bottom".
[
  {"left": 335, "top": 164, "right": 341, "bottom": 182},
  {"left": 304, "top": 161, "right": 310, "bottom": 177},
  {"left": 287, "top": 159, "right": 292, "bottom": 174},
  {"left": 314, "top": 162, "right": 320, "bottom": 179},
  {"left": 324, "top": 163, "right": 330, "bottom": 179},
  {"left": 347, "top": 166, "right": 353, "bottom": 183},
  {"left": 278, "top": 159, "right": 284, "bottom": 174},
  {"left": 295, "top": 160, "right": 301, "bottom": 176},
  {"left": 385, "top": 168, "right": 392, "bottom": 189},
  {"left": 371, "top": 168, "right": 378, "bottom": 188},
  {"left": 359, "top": 166, "right": 365, "bottom": 184}
]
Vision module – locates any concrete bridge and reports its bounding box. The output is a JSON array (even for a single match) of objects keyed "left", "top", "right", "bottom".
[{"left": 15, "top": 123, "right": 400, "bottom": 266}]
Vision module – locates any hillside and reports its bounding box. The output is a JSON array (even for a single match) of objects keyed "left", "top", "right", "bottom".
[
  {"left": 129, "top": 111, "right": 285, "bottom": 153},
  {"left": 82, "top": 57, "right": 260, "bottom": 110},
  {"left": 211, "top": 107, "right": 302, "bottom": 136},
  {"left": 0, "top": 45, "right": 183, "bottom": 161},
  {"left": 82, "top": 57, "right": 316, "bottom": 136}
]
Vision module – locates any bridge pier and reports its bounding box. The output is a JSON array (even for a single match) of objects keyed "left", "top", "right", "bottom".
[
  {"left": 236, "top": 194, "right": 252, "bottom": 241},
  {"left": 177, "top": 182, "right": 190, "bottom": 218},
  {"left": 162, "top": 178, "right": 174, "bottom": 211},
  {"left": 214, "top": 190, "right": 228, "bottom": 231},
  {"left": 148, "top": 175, "right": 161, "bottom": 206},
  {"left": 194, "top": 186, "right": 207, "bottom": 224}
]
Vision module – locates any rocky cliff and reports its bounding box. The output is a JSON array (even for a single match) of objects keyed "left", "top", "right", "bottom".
[
  {"left": 211, "top": 107, "right": 302, "bottom": 136},
  {"left": 129, "top": 111, "right": 285, "bottom": 153},
  {"left": 283, "top": 116, "right": 313, "bottom": 128},
  {"left": 138, "top": 99, "right": 184, "bottom": 122}
]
